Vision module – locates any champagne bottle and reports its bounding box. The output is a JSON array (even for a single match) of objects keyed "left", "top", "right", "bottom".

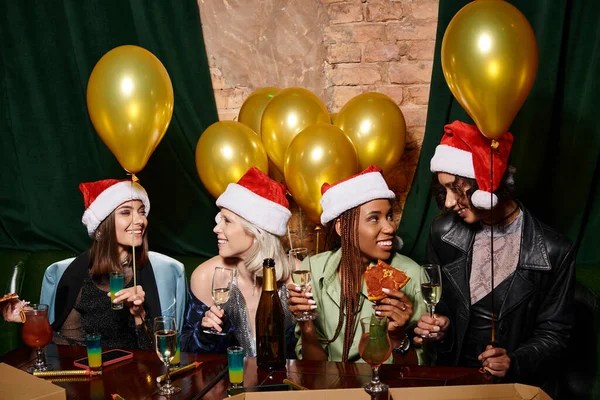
[{"left": 256, "top": 258, "right": 286, "bottom": 369}]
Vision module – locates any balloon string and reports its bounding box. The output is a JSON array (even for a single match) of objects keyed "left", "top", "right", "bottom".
[
  {"left": 130, "top": 176, "right": 137, "bottom": 294},
  {"left": 299, "top": 208, "right": 304, "bottom": 247},
  {"left": 314, "top": 225, "right": 322, "bottom": 254},
  {"left": 288, "top": 224, "right": 294, "bottom": 252},
  {"left": 489, "top": 142, "right": 496, "bottom": 345}
]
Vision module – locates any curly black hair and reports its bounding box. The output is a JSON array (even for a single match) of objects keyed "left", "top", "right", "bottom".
[{"left": 431, "top": 166, "right": 516, "bottom": 211}]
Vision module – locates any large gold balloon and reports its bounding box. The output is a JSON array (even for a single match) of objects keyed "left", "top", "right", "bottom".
[
  {"left": 284, "top": 123, "right": 359, "bottom": 224},
  {"left": 442, "top": 0, "right": 538, "bottom": 139},
  {"left": 261, "top": 88, "right": 330, "bottom": 172},
  {"left": 87, "top": 45, "right": 174, "bottom": 173},
  {"left": 238, "top": 87, "right": 285, "bottom": 183},
  {"left": 196, "top": 121, "right": 269, "bottom": 198},
  {"left": 238, "top": 87, "right": 282, "bottom": 135},
  {"left": 334, "top": 92, "right": 406, "bottom": 175}
]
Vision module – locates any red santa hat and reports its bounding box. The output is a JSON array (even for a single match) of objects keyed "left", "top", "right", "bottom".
[
  {"left": 80, "top": 179, "right": 150, "bottom": 237},
  {"left": 430, "top": 121, "right": 514, "bottom": 209},
  {"left": 320, "top": 165, "right": 395, "bottom": 225},
  {"left": 216, "top": 167, "right": 291, "bottom": 236}
]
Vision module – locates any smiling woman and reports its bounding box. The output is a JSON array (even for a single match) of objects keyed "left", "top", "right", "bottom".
[
  {"left": 288, "top": 166, "right": 427, "bottom": 365},
  {"left": 180, "top": 167, "right": 297, "bottom": 358},
  {"left": 39, "top": 179, "right": 185, "bottom": 350}
]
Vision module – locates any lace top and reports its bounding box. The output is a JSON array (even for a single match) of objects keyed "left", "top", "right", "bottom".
[{"left": 470, "top": 209, "right": 523, "bottom": 305}]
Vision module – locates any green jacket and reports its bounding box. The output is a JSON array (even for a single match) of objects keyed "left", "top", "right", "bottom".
[{"left": 295, "top": 248, "right": 427, "bottom": 364}]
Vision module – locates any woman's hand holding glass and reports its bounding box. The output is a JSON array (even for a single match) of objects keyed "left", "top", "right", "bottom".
[
  {"left": 201, "top": 305, "right": 226, "bottom": 332},
  {"left": 286, "top": 283, "right": 317, "bottom": 321},
  {"left": 109, "top": 285, "right": 146, "bottom": 323},
  {"left": 203, "top": 267, "right": 233, "bottom": 336},
  {"left": 413, "top": 312, "right": 450, "bottom": 344},
  {"left": 288, "top": 248, "right": 317, "bottom": 321}
]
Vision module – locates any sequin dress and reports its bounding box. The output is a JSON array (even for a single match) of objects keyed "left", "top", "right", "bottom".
[{"left": 180, "top": 282, "right": 297, "bottom": 358}]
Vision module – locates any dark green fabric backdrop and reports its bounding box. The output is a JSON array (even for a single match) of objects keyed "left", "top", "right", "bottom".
[
  {"left": 0, "top": 0, "right": 219, "bottom": 256},
  {"left": 398, "top": 0, "right": 600, "bottom": 268}
]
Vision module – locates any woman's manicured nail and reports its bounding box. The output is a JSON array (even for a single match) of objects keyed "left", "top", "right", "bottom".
[{"left": 382, "top": 288, "right": 390, "bottom": 294}]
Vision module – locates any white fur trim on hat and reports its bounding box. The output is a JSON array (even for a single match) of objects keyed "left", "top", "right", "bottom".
[
  {"left": 320, "top": 172, "right": 395, "bottom": 225},
  {"left": 216, "top": 184, "right": 291, "bottom": 236},
  {"left": 81, "top": 181, "right": 150, "bottom": 237},
  {"left": 471, "top": 190, "right": 498, "bottom": 210},
  {"left": 430, "top": 144, "right": 475, "bottom": 178}
]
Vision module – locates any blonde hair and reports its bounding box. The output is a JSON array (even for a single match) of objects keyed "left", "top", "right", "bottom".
[{"left": 237, "top": 216, "right": 292, "bottom": 282}]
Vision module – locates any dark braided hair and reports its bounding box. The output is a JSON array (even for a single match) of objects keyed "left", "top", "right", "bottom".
[{"left": 323, "top": 206, "right": 367, "bottom": 362}]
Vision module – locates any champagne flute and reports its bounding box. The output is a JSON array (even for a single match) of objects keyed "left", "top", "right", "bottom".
[
  {"left": 358, "top": 315, "right": 392, "bottom": 394},
  {"left": 203, "top": 266, "right": 234, "bottom": 335},
  {"left": 22, "top": 304, "right": 53, "bottom": 373},
  {"left": 154, "top": 316, "right": 181, "bottom": 395},
  {"left": 289, "top": 248, "right": 317, "bottom": 321},
  {"left": 419, "top": 263, "right": 442, "bottom": 338}
]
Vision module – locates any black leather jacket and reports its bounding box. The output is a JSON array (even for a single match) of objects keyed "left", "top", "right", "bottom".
[{"left": 426, "top": 204, "right": 576, "bottom": 398}]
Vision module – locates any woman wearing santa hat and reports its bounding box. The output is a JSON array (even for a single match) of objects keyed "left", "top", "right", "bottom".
[
  {"left": 288, "top": 166, "right": 427, "bottom": 364},
  {"left": 40, "top": 179, "right": 186, "bottom": 349},
  {"left": 414, "top": 121, "right": 575, "bottom": 398},
  {"left": 180, "top": 167, "right": 297, "bottom": 357}
]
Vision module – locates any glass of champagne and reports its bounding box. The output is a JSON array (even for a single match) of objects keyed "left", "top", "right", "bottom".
[
  {"left": 22, "top": 304, "right": 53, "bottom": 373},
  {"left": 203, "top": 266, "right": 234, "bottom": 335},
  {"left": 289, "top": 248, "right": 317, "bottom": 321},
  {"left": 154, "top": 316, "right": 181, "bottom": 395},
  {"left": 358, "top": 315, "right": 392, "bottom": 394},
  {"left": 419, "top": 263, "right": 442, "bottom": 338}
]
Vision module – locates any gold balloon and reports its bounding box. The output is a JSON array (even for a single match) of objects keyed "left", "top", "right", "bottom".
[
  {"left": 87, "top": 45, "right": 174, "bottom": 173},
  {"left": 238, "top": 87, "right": 282, "bottom": 135},
  {"left": 238, "top": 87, "right": 285, "bottom": 184},
  {"left": 196, "top": 121, "right": 269, "bottom": 198},
  {"left": 268, "top": 160, "right": 286, "bottom": 185},
  {"left": 261, "top": 87, "right": 330, "bottom": 172},
  {"left": 441, "top": 0, "right": 538, "bottom": 139},
  {"left": 334, "top": 92, "right": 406, "bottom": 174},
  {"left": 284, "top": 123, "right": 359, "bottom": 224}
]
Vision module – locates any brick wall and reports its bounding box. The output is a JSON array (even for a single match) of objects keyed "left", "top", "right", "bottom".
[{"left": 198, "top": 0, "right": 440, "bottom": 252}]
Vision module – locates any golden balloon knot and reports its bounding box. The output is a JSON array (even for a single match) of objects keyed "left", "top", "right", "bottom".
[
  {"left": 491, "top": 140, "right": 499, "bottom": 149},
  {"left": 128, "top": 173, "right": 140, "bottom": 183}
]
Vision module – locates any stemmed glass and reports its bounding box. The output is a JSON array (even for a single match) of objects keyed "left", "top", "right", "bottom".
[
  {"left": 289, "top": 248, "right": 317, "bottom": 321},
  {"left": 358, "top": 315, "right": 392, "bottom": 394},
  {"left": 154, "top": 316, "right": 181, "bottom": 395},
  {"left": 419, "top": 263, "right": 442, "bottom": 338},
  {"left": 203, "top": 266, "right": 234, "bottom": 335},
  {"left": 22, "top": 304, "right": 53, "bottom": 373}
]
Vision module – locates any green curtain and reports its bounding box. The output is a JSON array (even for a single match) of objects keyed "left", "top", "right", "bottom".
[
  {"left": 0, "top": 0, "right": 219, "bottom": 257},
  {"left": 398, "top": 0, "right": 600, "bottom": 268}
]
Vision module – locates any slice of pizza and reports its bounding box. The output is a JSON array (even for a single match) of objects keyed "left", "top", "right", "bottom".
[
  {"left": 363, "top": 260, "right": 411, "bottom": 301},
  {"left": 0, "top": 292, "right": 19, "bottom": 304}
]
